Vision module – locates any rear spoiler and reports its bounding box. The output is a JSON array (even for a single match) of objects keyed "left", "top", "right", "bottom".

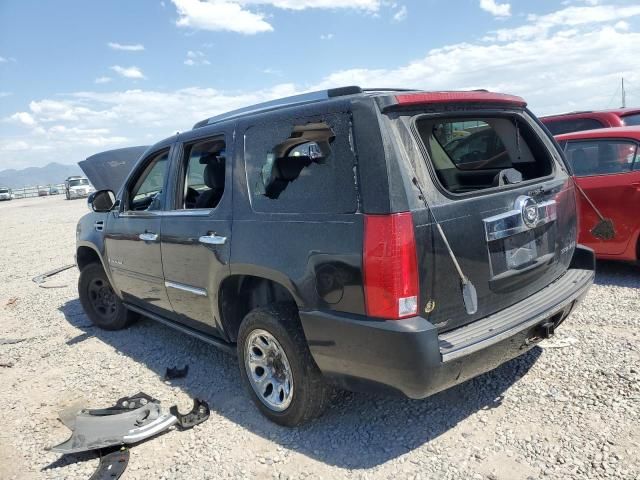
[
  {"left": 378, "top": 91, "right": 527, "bottom": 113},
  {"left": 78, "top": 146, "right": 149, "bottom": 193}
]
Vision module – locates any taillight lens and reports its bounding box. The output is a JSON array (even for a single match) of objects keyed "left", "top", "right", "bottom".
[{"left": 363, "top": 212, "right": 419, "bottom": 319}]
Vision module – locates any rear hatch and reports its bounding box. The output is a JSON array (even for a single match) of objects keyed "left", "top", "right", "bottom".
[{"left": 379, "top": 92, "right": 577, "bottom": 333}]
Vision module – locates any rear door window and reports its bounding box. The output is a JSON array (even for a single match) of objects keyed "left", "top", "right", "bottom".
[
  {"left": 544, "top": 118, "right": 604, "bottom": 135},
  {"left": 565, "top": 140, "right": 637, "bottom": 176},
  {"left": 416, "top": 116, "right": 553, "bottom": 194},
  {"left": 243, "top": 113, "right": 358, "bottom": 214}
]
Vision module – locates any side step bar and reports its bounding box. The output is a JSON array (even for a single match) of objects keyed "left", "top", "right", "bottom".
[{"left": 125, "top": 304, "right": 237, "bottom": 356}]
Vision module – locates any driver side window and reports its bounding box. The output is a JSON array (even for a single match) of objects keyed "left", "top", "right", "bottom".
[{"left": 127, "top": 150, "right": 169, "bottom": 211}]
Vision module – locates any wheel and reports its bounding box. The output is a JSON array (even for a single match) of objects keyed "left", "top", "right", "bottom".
[
  {"left": 237, "top": 304, "right": 331, "bottom": 426},
  {"left": 78, "top": 263, "right": 137, "bottom": 330}
]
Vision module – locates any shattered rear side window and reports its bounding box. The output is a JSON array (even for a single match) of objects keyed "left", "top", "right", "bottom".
[{"left": 244, "top": 113, "right": 358, "bottom": 214}]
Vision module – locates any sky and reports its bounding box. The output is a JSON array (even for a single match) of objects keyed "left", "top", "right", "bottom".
[{"left": 1, "top": 0, "right": 639, "bottom": 170}]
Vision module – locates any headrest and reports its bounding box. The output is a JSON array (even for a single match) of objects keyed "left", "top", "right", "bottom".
[{"left": 204, "top": 162, "right": 225, "bottom": 189}]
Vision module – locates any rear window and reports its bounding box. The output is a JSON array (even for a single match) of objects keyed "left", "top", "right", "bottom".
[
  {"left": 622, "top": 113, "right": 640, "bottom": 126},
  {"left": 565, "top": 140, "right": 638, "bottom": 176},
  {"left": 416, "top": 116, "right": 553, "bottom": 194},
  {"left": 544, "top": 118, "right": 604, "bottom": 135}
]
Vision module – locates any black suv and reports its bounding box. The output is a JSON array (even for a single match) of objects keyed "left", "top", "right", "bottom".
[{"left": 76, "top": 86, "right": 595, "bottom": 425}]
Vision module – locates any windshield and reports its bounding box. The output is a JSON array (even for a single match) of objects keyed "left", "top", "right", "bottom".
[
  {"left": 622, "top": 113, "right": 640, "bottom": 126},
  {"left": 0, "top": 189, "right": 8, "bottom": 194},
  {"left": 69, "top": 179, "right": 89, "bottom": 187}
]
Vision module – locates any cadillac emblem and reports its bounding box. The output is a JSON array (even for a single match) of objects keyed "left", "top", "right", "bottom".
[{"left": 516, "top": 196, "right": 539, "bottom": 229}]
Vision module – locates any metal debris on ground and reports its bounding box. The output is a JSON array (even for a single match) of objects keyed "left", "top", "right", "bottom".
[
  {"left": 0, "top": 337, "right": 28, "bottom": 345},
  {"left": 165, "top": 364, "right": 189, "bottom": 380},
  {"left": 49, "top": 392, "right": 210, "bottom": 454},
  {"left": 88, "top": 447, "right": 129, "bottom": 480},
  {"left": 32, "top": 264, "right": 75, "bottom": 286}
]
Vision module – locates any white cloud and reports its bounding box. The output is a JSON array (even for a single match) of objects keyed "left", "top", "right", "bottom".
[
  {"left": 0, "top": 91, "right": 12, "bottom": 98},
  {"left": 184, "top": 50, "right": 210, "bottom": 66},
  {"left": 172, "top": 0, "right": 273, "bottom": 35},
  {"left": 479, "top": 0, "right": 511, "bottom": 17},
  {"left": 95, "top": 76, "right": 113, "bottom": 84},
  {"left": 486, "top": 5, "right": 640, "bottom": 41},
  {"left": 171, "top": 0, "right": 381, "bottom": 34},
  {"left": 107, "top": 42, "right": 145, "bottom": 52},
  {"left": 110, "top": 65, "right": 146, "bottom": 79},
  {"left": 320, "top": 33, "right": 334, "bottom": 40},
  {"left": 392, "top": 5, "right": 407, "bottom": 22},
  {"left": 9, "top": 112, "right": 37, "bottom": 126},
  {"left": 0, "top": 56, "right": 6, "bottom": 63},
  {"left": 0, "top": 140, "right": 30, "bottom": 152}
]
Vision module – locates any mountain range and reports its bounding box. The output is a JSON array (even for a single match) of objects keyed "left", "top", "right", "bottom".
[{"left": 0, "top": 162, "right": 84, "bottom": 188}]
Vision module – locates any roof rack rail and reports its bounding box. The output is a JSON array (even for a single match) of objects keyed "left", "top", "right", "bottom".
[{"left": 193, "top": 86, "right": 364, "bottom": 129}]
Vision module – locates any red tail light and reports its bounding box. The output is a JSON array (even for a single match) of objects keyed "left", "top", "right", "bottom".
[{"left": 363, "top": 212, "right": 419, "bottom": 319}]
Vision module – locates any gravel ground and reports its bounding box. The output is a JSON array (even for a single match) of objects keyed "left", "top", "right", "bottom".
[{"left": 0, "top": 195, "right": 638, "bottom": 480}]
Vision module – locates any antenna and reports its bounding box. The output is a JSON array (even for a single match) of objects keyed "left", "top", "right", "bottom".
[{"left": 622, "top": 77, "right": 626, "bottom": 108}]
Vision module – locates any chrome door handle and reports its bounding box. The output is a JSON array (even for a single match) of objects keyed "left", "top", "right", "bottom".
[
  {"left": 199, "top": 233, "right": 227, "bottom": 245},
  {"left": 139, "top": 232, "right": 158, "bottom": 242}
]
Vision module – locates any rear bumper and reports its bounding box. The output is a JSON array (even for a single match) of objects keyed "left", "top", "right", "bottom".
[{"left": 300, "top": 246, "right": 595, "bottom": 399}]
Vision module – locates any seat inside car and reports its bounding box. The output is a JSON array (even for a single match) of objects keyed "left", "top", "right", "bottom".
[{"left": 194, "top": 153, "right": 225, "bottom": 209}]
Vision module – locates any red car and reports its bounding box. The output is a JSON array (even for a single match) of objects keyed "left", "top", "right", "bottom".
[
  {"left": 542, "top": 108, "right": 640, "bottom": 135},
  {"left": 555, "top": 127, "right": 640, "bottom": 262}
]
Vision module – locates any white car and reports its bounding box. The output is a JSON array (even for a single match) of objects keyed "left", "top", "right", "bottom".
[
  {"left": 0, "top": 188, "right": 12, "bottom": 201},
  {"left": 65, "top": 177, "right": 95, "bottom": 199}
]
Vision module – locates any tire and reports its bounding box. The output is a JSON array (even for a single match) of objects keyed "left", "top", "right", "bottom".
[
  {"left": 78, "top": 263, "right": 137, "bottom": 330},
  {"left": 237, "top": 303, "right": 331, "bottom": 426}
]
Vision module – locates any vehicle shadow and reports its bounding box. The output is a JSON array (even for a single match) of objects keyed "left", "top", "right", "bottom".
[
  {"left": 594, "top": 260, "right": 640, "bottom": 288},
  {"left": 59, "top": 298, "right": 540, "bottom": 469}
]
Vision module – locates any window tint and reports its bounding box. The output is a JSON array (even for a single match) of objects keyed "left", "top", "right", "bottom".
[
  {"left": 128, "top": 150, "right": 169, "bottom": 211},
  {"left": 622, "top": 113, "right": 640, "bottom": 126},
  {"left": 416, "top": 116, "right": 553, "bottom": 194},
  {"left": 544, "top": 118, "right": 604, "bottom": 135},
  {"left": 179, "top": 137, "right": 226, "bottom": 209},
  {"left": 244, "top": 114, "right": 357, "bottom": 213},
  {"left": 565, "top": 140, "right": 637, "bottom": 176}
]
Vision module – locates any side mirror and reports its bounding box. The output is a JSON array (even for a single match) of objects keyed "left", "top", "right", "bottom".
[{"left": 88, "top": 190, "right": 116, "bottom": 212}]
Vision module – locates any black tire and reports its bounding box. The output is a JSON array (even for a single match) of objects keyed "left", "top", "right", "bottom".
[
  {"left": 237, "top": 303, "right": 331, "bottom": 426},
  {"left": 78, "top": 263, "right": 137, "bottom": 330}
]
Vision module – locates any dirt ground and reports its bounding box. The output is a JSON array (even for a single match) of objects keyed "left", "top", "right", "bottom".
[{"left": 0, "top": 195, "right": 638, "bottom": 479}]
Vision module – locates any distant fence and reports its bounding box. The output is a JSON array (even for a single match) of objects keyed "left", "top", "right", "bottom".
[{"left": 11, "top": 183, "right": 66, "bottom": 199}]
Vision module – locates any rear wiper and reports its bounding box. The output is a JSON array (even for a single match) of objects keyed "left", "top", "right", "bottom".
[{"left": 411, "top": 177, "right": 478, "bottom": 315}]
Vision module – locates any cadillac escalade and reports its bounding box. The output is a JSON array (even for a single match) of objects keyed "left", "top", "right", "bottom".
[{"left": 75, "top": 86, "right": 595, "bottom": 425}]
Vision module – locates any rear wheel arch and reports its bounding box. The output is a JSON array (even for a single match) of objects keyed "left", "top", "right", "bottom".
[{"left": 218, "top": 274, "right": 299, "bottom": 342}]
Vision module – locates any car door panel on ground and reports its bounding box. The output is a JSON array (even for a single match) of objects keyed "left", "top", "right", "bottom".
[
  {"left": 565, "top": 139, "right": 640, "bottom": 256},
  {"left": 160, "top": 133, "right": 232, "bottom": 338},
  {"left": 105, "top": 147, "right": 173, "bottom": 315}
]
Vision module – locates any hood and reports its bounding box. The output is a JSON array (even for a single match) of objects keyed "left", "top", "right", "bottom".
[{"left": 78, "top": 146, "right": 149, "bottom": 193}]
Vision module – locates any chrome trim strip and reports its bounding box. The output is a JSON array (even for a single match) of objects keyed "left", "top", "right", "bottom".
[
  {"left": 164, "top": 280, "right": 208, "bottom": 297},
  {"left": 483, "top": 200, "right": 557, "bottom": 242}
]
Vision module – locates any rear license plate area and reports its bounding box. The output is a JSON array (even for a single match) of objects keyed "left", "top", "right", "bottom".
[
  {"left": 505, "top": 232, "right": 538, "bottom": 269},
  {"left": 488, "top": 223, "right": 555, "bottom": 278}
]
